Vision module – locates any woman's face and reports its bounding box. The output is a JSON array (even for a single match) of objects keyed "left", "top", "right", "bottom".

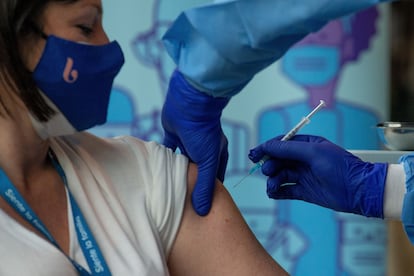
[{"left": 24, "top": 0, "right": 108, "bottom": 71}]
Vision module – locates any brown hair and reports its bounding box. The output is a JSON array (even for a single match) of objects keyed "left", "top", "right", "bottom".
[{"left": 0, "top": 0, "right": 76, "bottom": 121}]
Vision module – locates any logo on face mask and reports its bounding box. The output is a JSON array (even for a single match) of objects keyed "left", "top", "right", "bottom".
[
  {"left": 63, "top": 57, "right": 78, "bottom": 83},
  {"left": 32, "top": 35, "right": 125, "bottom": 136},
  {"left": 282, "top": 46, "right": 340, "bottom": 86}
]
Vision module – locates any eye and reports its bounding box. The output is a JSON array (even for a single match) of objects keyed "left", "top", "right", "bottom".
[{"left": 76, "top": 24, "right": 93, "bottom": 36}]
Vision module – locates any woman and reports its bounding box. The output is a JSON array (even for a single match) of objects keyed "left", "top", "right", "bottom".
[{"left": 0, "top": 0, "right": 287, "bottom": 275}]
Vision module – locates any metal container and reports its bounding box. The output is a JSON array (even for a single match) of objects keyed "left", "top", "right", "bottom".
[{"left": 377, "top": 122, "right": 414, "bottom": 150}]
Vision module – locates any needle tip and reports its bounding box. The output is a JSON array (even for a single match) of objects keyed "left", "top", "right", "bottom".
[{"left": 233, "top": 174, "right": 249, "bottom": 188}]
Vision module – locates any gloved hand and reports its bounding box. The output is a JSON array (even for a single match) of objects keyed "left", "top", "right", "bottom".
[
  {"left": 162, "top": 70, "right": 230, "bottom": 216},
  {"left": 248, "top": 135, "right": 388, "bottom": 218}
]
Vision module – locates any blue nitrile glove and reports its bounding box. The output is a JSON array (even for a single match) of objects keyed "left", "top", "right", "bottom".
[
  {"left": 248, "top": 135, "right": 388, "bottom": 217},
  {"left": 162, "top": 70, "right": 232, "bottom": 216}
]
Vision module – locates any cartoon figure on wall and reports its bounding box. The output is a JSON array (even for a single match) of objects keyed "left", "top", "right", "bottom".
[
  {"left": 260, "top": 8, "right": 381, "bottom": 149},
  {"left": 132, "top": 0, "right": 207, "bottom": 94},
  {"left": 100, "top": 1, "right": 389, "bottom": 275},
  {"left": 257, "top": 7, "right": 387, "bottom": 276}
]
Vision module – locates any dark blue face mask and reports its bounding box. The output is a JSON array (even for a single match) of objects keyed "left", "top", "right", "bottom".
[{"left": 32, "top": 35, "right": 125, "bottom": 134}]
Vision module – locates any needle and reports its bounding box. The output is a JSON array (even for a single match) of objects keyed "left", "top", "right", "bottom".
[{"left": 233, "top": 100, "right": 326, "bottom": 188}]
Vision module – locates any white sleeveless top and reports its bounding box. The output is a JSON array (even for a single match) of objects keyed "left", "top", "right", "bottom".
[{"left": 0, "top": 132, "right": 188, "bottom": 275}]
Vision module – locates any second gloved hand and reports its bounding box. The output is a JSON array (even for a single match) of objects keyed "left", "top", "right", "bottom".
[
  {"left": 248, "top": 135, "right": 388, "bottom": 218},
  {"left": 162, "top": 70, "right": 230, "bottom": 216}
]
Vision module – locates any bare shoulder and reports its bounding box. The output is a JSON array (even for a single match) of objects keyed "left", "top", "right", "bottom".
[{"left": 168, "top": 163, "right": 288, "bottom": 276}]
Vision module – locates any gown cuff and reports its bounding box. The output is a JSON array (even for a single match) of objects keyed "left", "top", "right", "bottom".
[{"left": 383, "top": 164, "right": 406, "bottom": 219}]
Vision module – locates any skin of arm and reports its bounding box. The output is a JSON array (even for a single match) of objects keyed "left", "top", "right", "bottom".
[{"left": 168, "top": 163, "right": 288, "bottom": 276}]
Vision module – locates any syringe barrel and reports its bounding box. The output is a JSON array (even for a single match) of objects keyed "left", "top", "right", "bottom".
[{"left": 281, "top": 117, "right": 310, "bottom": 141}]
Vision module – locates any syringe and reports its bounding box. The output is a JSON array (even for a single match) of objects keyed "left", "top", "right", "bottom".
[{"left": 233, "top": 99, "right": 326, "bottom": 188}]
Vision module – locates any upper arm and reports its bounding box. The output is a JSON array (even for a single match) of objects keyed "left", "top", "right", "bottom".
[{"left": 167, "top": 163, "right": 288, "bottom": 276}]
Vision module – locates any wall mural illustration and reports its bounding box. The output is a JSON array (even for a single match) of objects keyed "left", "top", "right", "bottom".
[{"left": 96, "top": 1, "right": 390, "bottom": 275}]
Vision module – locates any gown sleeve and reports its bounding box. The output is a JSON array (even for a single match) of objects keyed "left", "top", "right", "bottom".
[
  {"left": 162, "top": 0, "right": 394, "bottom": 97},
  {"left": 400, "top": 154, "right": 414, "bottom": 244}
]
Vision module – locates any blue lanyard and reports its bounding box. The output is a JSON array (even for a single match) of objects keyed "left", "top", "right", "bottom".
[{"left": 0, "top": 150, "right": 111, "bottom": 276}]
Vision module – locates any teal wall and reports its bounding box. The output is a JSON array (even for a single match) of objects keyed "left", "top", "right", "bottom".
[{"left": 98, "top": 1, "right": 391, "bottom": 275}]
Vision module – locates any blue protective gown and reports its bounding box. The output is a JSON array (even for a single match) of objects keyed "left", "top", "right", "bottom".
[
  {"left": 162, "top": 0, "right": 394, "bottom": 96},
  {"left": 161, "top": 0, "right": 414, "bottom": 243},
  {"left": 400, "top": 155, "right": 414, "bottom": 244}
]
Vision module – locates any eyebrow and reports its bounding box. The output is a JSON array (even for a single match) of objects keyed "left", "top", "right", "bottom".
[
  {"left": 93, "top": 4, "right": 103, "bottom": 16},
  {"left": 87, "top": 4, "right": 102, "bottom": 16},
  {"left": 80, "top": 3, "right": 103, "bottom": 21},
  {"left": 78, "top": 2, "right": 103, "bottom": 16}
]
